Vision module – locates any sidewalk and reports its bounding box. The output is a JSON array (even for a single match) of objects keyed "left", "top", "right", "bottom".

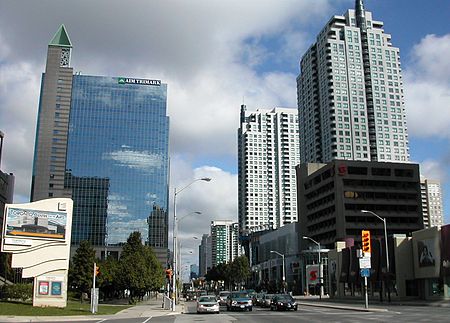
[
  {"left": 293, "top": 295, "right": 450, "bottom": 312},
  {"left": 0, "top": 297, "right": 184, "bottom": 322}
]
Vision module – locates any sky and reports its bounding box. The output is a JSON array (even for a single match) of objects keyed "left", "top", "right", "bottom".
[{"left": 0, "top": 0, "right": 449, "bottom": 274}]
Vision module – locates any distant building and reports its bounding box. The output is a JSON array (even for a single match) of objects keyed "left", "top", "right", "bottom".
[
  {"left": 297, "top": 160, "right": 424, "bottom": 248},
  {"left": 30, "top": 25, "right": 170, "bottom": 261},
  {"left": 210, "top": 220, "right": 240, "bottom": 267},
  {"left": 238, "top": 105, "right": 300, "bottom": 234},
  {"left": 297, "top": 0, "right": 409, "bottom": 163},
  {"left": 190, "top": 264, "right": 199, "bottom": 280},
  {"left": 198, "top": 234, "right": 212, "bottom": 277},
  {"left": 0, "top": 131, "right": 15, "bottom": 242},
  {"left": 421, "top": 177, "right": 444, "bottom": 228}
]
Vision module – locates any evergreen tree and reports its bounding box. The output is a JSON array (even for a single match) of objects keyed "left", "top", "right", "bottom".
[{"left": 68, "top": 240, "right": 96, "bottom": 301}]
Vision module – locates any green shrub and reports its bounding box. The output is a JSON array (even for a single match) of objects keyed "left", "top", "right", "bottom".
[{"left": 1, "top": 283, "right": 33, "bottom": 302}]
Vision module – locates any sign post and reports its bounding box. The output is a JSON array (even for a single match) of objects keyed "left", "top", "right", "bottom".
[
  {"left": 360, "top": 230, "right": 372, "bottom": 310},
  {"left": 91, "top": 263, "right": 99, "bottom": 314}
]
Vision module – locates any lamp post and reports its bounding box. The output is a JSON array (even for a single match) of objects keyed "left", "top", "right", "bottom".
[
  {"left": 172, "top": 177, "right": 211, "bottom": 311},
  {"left": 361, "top": 209, "right": 390, "bottom": 302},
  {"left": 270, "top": 250, "right": 285, "bottom": 293},
  {"left": 303, "top": 236, "right": 322, "bottom": 299}
]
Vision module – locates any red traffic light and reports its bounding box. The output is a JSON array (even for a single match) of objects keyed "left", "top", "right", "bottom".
[{"left": 361, "top": 230, "right": 371, "bottom": 254}]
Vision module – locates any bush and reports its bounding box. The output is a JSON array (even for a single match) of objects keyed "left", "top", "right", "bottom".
[{"left": 0, "top": 283, "right": 33, "bottom": 302}]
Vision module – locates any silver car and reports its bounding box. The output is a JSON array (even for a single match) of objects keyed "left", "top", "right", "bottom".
[
  {"left": 218, "top": 291, "right": 230, "bottom": 306},
  {"left": 197, "top": 295, "right": 220, "bottom": 314},
  {"left": 261, "top": 294, "right": 275, "bottom": 307}
]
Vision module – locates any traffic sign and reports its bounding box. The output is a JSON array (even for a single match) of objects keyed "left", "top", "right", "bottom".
[
  {"left": 359, "top": 256, "right": 371, "bottom": 269},
  {"left": 360, "top": 268, "right": 370, "bottom": 277}
]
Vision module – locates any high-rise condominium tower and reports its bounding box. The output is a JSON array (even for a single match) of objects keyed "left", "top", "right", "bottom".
[
  {"left": 297, "top": 0, "right": 409, "bottom": 163},
  {"left": 238, "top": 105, "right": 300, "bottom": 233},
  {"left": 420, "top": 177, "right": 444, "bottom": 228},
  {"left": 210, "top": 220, "right": 240, "bottom": 266},
  {"left": 31, "top": 26, "right": 170, "bottom": 263}
]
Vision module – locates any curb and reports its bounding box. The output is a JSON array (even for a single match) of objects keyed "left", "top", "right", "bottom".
[{"left": 296, "top": 301, "right": 389, "bottom": 313}]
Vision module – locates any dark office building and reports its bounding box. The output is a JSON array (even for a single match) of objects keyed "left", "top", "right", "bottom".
[
  {"left": 65, "top": 172, "right": 109, "bottom": 246},
  {"left": 31, "top": 25, "right": 170, "bottom": 261},
  {"left": 0, "top": 131, "right": 15, "bottom": 241},
  {"left": 147, "top": 204, "right": 169, "bottom": 267},
  {"left": 297, "top": 160, "right": 424, "bottom": 248}
]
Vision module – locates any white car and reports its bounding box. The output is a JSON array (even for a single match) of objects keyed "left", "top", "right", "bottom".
[
  {"left": 197, "top": 295, "right": 220, "bottom": 314},
  {"left": 218, "top": 291, "right": 230, "bottom": 306}
]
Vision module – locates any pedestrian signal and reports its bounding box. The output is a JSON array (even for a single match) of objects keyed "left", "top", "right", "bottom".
[{"left": 165, "top": 269, "right": 173, "bottom": 280}]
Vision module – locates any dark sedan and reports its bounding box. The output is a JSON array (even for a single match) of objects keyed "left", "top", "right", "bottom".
[{"left": 270, "top": 294, "right": 298, "bottom": 311}]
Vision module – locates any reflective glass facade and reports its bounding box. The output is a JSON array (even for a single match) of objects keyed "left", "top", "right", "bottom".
[{"left": 66, "top": 75, "right": 169, "bottom": 246}]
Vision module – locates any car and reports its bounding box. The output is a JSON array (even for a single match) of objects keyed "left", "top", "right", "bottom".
[
  {"left": 197, "top": 295, "right": 220, "bottom": 314},
  {"left": 252, "top": 292, "right": 264, "bottom": 306},
  {"left": 261, "top": 293, "right": 275, "bottom": 308},
  {"left": 270, "top": 294, "right": 298, "bottom": 311},
  {"left": 218, "top": 291, "right": 230, "bottom": 306},
  {"left": 226, "top": 291, "right": 253, "bottom": 311}
]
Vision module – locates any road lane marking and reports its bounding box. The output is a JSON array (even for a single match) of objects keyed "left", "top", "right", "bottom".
[{"left": 142, "top": 316, "right": 153, "bottom": 323}]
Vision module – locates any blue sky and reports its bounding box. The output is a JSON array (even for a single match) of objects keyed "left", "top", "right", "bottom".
[{"left": 0, "top": 0, "right": 449, "bottom": 268}]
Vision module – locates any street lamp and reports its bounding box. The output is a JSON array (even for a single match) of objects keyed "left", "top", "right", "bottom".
[
  {"left": 270, "top": 250, "right": 285, "bottom": 293},
  {"left": 303, "top": 236, "right": 323, "bottom": 299},
  {"left": 172, "top": 177, "right": 211, "bottom": 311},
  {"left": 361, "top": 209, "right": 390, "bottom": 302}
]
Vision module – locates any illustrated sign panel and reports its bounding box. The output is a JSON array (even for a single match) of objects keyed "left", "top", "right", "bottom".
[
  {"left": 38, "top": 281, "right": 49, "bottom": 295},
  {"left": 417, "top": 239, "right": 436, "bottom": 268},
  {"left": 51, "top": 282, "right": 62, "bottom": 296},
  {"left": 4, "top": 208, "right": 67, "bottom": 240}
]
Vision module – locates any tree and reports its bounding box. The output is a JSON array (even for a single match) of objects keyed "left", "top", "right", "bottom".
[
  {"left": 69, "top": 240, "right": 96, "bottom": 301},
  {"left": 97, "top": 256, "right": 120, "bottom": 300},
  {"left": 229, "top": 256, "right": 251, "bottom": 289},
  {"left": 0, "top": 252, "right": 14, "bottom": 284},
  {"left": 118, "top": 231, "right": 164, "bottom": 303}
]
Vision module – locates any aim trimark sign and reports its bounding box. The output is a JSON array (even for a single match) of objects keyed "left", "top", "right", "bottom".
[{"left": 1, "top": 198, "right": 73, "bottom": 308}]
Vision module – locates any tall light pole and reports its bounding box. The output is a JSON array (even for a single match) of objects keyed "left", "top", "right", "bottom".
[
  {"left": 270, "top": 250, "right": 285, "bottom": 293},
  {"left": 361, "top": 209, "right": 390, "bottom": 302},
  {"left": 303, "top": 236, "right": 323, "bottom": 299},
  {"left": 172, "top": 177, "right": 211, "bottom": 311}
]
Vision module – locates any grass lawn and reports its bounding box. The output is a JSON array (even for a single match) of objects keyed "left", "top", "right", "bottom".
[{"left": 0, "top": 300, "right": 131, "bottom": 316}]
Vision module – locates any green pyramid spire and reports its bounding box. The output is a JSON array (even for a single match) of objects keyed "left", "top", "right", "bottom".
[{"left": 49, "top": 24, "right": 72, "bottom": 48}]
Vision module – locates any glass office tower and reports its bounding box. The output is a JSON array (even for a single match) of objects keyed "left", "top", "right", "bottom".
[
  {"left": 32, "top": 26, "right": 170, "bottom": 265},
  {"left": 66, "top": 75, "right": 169, "bottom": 246}
]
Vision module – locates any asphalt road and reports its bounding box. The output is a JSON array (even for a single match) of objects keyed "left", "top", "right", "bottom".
[{"left": 4, "top": 302, "right": 450, "bottom": 323}]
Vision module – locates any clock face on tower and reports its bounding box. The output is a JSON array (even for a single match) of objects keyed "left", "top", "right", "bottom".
[{"left": 60, "top": 48, "right": 70, "bottom": 67}]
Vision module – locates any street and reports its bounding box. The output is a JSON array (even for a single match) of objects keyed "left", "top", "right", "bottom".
[
  {"left": 179, "top": 302, "right": 450, "bottom": 323},
  {"left": 3, "top": 301, "right": 450, "bottom": 323}
]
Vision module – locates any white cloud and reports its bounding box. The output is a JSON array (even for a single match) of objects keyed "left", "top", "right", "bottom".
[
  {"left": 404, "top": 34, "right": 450, "bottom": 139},
  {"left": 419, "top": 159, "right": 449, "bottom": 182},
  {"left": 103, "top": 149, "right": 165, "bottom": 174},
  {"left": 168, "top": 157, "right": 238, "bottom": 266},
  {"left": 0, "top": 0, "right": 333, "bottom": 202}
]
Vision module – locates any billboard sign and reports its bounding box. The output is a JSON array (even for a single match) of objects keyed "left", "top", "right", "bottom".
[
  {"left": 417, "top": 239, "right": 436, "bottom": 268},
  {"left": 4, "top": 208, "right": 67, "bottom": 241},
  {"left": 306, "top": 264, "right": 320, "bottom": 284}
]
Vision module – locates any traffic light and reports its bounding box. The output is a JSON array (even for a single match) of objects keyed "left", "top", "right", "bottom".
[
  {"left": 361, "top": 230, "right": 371, "bottom": 255},
  {"left": 165, "top": 269, "right": 173, "bottom": 280},
  {"left": 95, "top": 265, "right": 100, "bottom": 276}
]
